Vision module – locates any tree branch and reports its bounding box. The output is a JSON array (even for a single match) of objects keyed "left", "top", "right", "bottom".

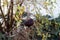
[{"left": 0, "top": 0, "right": 6, "bottom": 27}]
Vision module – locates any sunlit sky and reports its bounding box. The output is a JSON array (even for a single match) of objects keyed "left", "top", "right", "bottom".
[
  {"left": 1, "top": 0, "right": 60, "bottom": 18},
  {"left": 53, "top": 0, "right": 60, "bottom": 18},
  {"left": 22, "top": 0, "right": 60, "bottom": 18}
]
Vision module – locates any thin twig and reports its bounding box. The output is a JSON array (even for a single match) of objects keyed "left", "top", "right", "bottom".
[
  {"left": 0, "top": 0, "right": 6, "bottom": 27},
  {"left": 10, "top": 0, "right": 13, "bottom": 29}
]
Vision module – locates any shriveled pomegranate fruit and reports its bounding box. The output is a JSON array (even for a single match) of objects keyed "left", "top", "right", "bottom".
[{"left": 24, "top": 18, "right": 34, "bottom": 27}]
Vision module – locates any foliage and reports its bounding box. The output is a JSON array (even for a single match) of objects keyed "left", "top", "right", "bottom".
[{"left": 35, "top": 13, "right": 60, "bottom": 40}]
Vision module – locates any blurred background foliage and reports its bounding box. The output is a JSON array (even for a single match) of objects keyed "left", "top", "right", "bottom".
[{"left": 34, "top": 13, "right": 60, "bottom": 40}]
